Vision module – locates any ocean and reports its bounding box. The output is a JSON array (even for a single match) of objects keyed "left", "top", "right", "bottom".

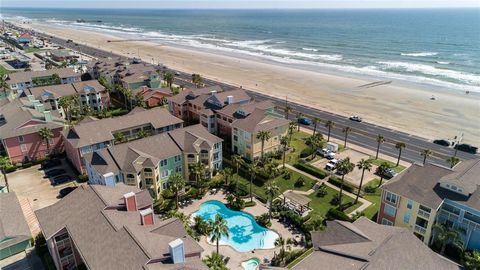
[{"left": 2, "top": 8, "right": 479, "bottom": 92}]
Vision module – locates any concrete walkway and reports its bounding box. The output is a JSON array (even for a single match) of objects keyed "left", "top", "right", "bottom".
[{"left": 284, "top": 164, "right": 372, "bottom": 218}]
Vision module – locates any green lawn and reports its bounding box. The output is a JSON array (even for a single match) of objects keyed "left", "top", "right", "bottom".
[
  {"left": 286, "top": 131, "right": 311, "bottom": 165},
  {"left": 360, "top": 178, "right": 382, "bottom": 220},
  {"left": 23, "top": 47, "right": 44, "bottom": 53},
  {"left": 307, "top": 186, "right": 356, "bottom": 219},
  {"left": 370, "top": 158, "right": 406, "bottom": 173},
  {"left": 0, "top": 65, "right": 13, "bottom": 77}
]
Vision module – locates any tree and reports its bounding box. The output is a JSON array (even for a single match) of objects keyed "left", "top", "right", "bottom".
[
  {"left": 288, "top": 121, "right": 297, "bottom": 142},
  {"left": 342, "top": 127, "right": 352, "bottom": 148},
  {"left": 0, "top": 75, "right": 11, "bottom": 99},
  {"left": 113, "top": 133, "right": 126, "bottom": 144},
  {"left": 189, "top": 161, "right": 205, "bottom": 184},
  {"left": 325, "top": 120, "right": 334, "bottom": 142},
  {"left": 275, "top": 236, "right": 286, "bottom": 256},
  {"left": 420, "top": 149, "right": 433, "bottom": 165},
  {"left": 296, "top": 113, "right": 304, "bottom": 132},
  {"left": 431, "top": 224, "right": 462, "bottom": 255},
  {"left": 312, "top": 117, "right": 321, "bottom": 136},
  {"left": 375, "top": 135, "right": 385, "bottom": 159},
  {"left": 193, "top": 215, "right": 211, "bottom": 237},
  {"left": 265, "top": 182, "right": 280, "bottom": 220},
  {"left": 306, "top": 133, "right": 323, "bottom": 158},
  {"left": 447, "top": 156, "right": 460, "bottom": 168},
  {"left": 336, "top": 157, "right": 354, "bottom": 204},
  {"left": 0, "top": 156, "right": 11, "bottom": 192},
  {"left": 208, "top": 215, "right": 229, "bottom": 254},
  {"left": 135, "top": 92, "right": 146, "bottom": 108},
  {"left": 464, "top": 250, "right": 480, "bottom": 270},
  {"left": 137, "top": 130, "right": 148, "bottom": 139},
  {"left": 192, "top": 73, "right": 203, "bottom": 88},
  {"left": 280, "top": 136, "right": 289, "bottom": 168},
  {"left": 395, "top": 142, "right": 406, "bottom": 166},
  {"left": 219, "top": 167, "right": 233, "bottom": 186},
  {"left": 355, "top": 158, "right": 372, "bottom": 204},
  {"left": 231, "top": 155, "right": 243, "bottom": 177},
  {"left": 51, "top": 73, "right": 61, "bottom": 84},
  {"left": 58, "top": 96, "right": 73, "bottom": 123},
  {"left": 168, "top": 174, "right": 185, "bottom": 209},
  {"left": 38, "top": 127, "right": 53, "bottom": 155},
  {"left": 376, "top": 161, "right": 392, "bottom": 187},
  {"left": 284, "top": 105, "right": 292, "bottom": 120},
  {"left": 203, "top": 252, "right": 228, "bottom": 270},
  {"left": 163, "top": 72, "right": 174, "bottom": 89},
  {"left": 98, "top": 75, "right": 113, "bottom": 93},
  {"left": 256, "top": 130, "right": 272, "bottom": 159},
  {"left": 247, "top": 162, "right": 258, "bottom": 202}
]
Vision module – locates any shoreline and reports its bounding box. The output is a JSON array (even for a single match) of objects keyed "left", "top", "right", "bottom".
[{"left": 14, "top": 20, "right": 480, "bottom": 145}]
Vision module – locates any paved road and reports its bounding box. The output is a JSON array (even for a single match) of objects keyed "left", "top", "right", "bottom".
[{"left": 19, "top": 24, "right": 478, "bottom": 167}]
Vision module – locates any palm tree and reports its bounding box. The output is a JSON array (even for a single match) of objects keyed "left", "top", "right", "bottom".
[
  {"left": 247, "top": 162, "right": 258, "bottom": 202},
  {"left": 113, "top": 133, "right": 126, "bottom": 144},
  {"left": 38, "top": 127, "right": 53, "bottom": 155},
  {"left": 375, "top": 135, "right": 385, "bottom": 159},
  {"left": 312, "top": 117, "right": 321, "bottom": 136},
  {"left": 231, "top": 154, "right": 243, "bottom": 177},
  {"left": 447, "top": 156, "right": 460, "bottom": 168},
  {"left": 355, "top": 158, "right": 373, "bottom": 204},
  {"left": 219, "top": 167, "right": 234, "bottom": 186},
  {"left": 395, "top": 142, "right": 406, "bottom": 166},
  {"left": 336, "top": 157, "right": 354, "bottom": 204},
  {"left": 0, "top": 75, "right": 11, "bottom": 99},
  {"left": 51, "top": 73, "right": 61, "bottom": 84},
  {"left": 431, "top": 224, "right": 463, "bottom": 255},
  {"left": 163, "top": 72, "right": 174, "bottom": 89},
  {"left": 135, "top": 92, "right": 146, "bottom": 108},
  {"left": 306, "top": 133, "right": 323, "bottom": 158},
  {"left": 463, "top": 250, "right": 480, "bottom": 270},
  {"left": 288, "top": 121, "right": 297, "bottom": 142},
  {"left": 203, "top": 252, "right": 227, "bottom": 270},
  {"left": 189, "top": 161, "right": 204, "bottom": 184},
  {"left": 275, "top": 236, "right": 286, "bottom": 254},
  {"left": 265, "top": 182, "right": 280, "bottom": 220},
  {"left": 137, "top": 130, "right": 148, "bottom": 139},
  {"left": 0, "top": 156, "right": 11, "bottom": 192},
  {"left": 284, "top": 106, "right": 292, "bottom": 120},
  {"left": 208, "top": 215, "right": 229, "bottom": 254},
  {"left": 325, "top": 120, "right": 334, "bottom": 142},
  {"left": 256, "top": 130, "right": 272, "bottom": 159},
  {"left": 280, "top": 136, "right": 288, "bottom": 168},
  {"left": 420, "top": 149, "right": 433, "bottom": 165},
  {"left": 296, "top": 113, "right": 304, "bottom": 132},
  {"left": 58, "top": 96, "right": 73, "bottom": 123},
  {"left": 168, "top": 174, "right": 185, "bottom": 209},
  {"left": 377, "top": 161, "right": 392, "bottom": 187},
  {"left": 192, "top": 73, "right": 203, "bottom": 87},
  {"left": 193, "top": 215, "right": 211, "bottom": 236},
  {"left": 342, "top": 127, "right": 352, "bottom": 148}
]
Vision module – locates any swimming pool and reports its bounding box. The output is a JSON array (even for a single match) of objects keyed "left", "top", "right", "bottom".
[
  {"left": 242, "top": 258, "right": 260, "bottom": 270},
  {"left": 192, "top": 200, "right": 279, "bottom": 252}
]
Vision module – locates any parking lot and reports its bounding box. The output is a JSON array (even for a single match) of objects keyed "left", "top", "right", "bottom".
[
  {"left": 8, "top": 158, "right": 79, "bottom": 211},
  {"left": 312, "top": 148, "right": 377, "bottom": 187}
]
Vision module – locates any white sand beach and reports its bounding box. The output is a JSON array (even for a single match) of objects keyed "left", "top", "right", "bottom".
[{"left": 19, "top": 22, "right": 480, "bottom": 145}]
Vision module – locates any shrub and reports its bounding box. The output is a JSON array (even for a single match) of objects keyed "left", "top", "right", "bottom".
[
  {"left": 244, "top": 200, "right": 256, "bottom": 208},
  {"left": 316, "top": 184, "right": 328, "bottom": 197},
  {"left": 256, "top": 213, "right": 271, "bottom": 228},
  {"left": 299, "top": 147, "right": 314, "bottom": 158},
  {"left": 77, "top": 174, "right": 89, "bottom": 183},
  {"left": 5, "top": 166, "right": 16, "bottom": 173},
  {"left": 294, "top": 176, "right": 305, "bottom": 187},
  {"left": 364, "top": 185, "right": 377, "bottom": 194},
  {"left": 283, "top": 171, "right": 292, "bottom": 180},
  {"left": 293, "top": 163, "right": 328, "bottom": 179},
  {"left": 338, "top": 201, "right": 354, "bottom": 211},
  {"left": 326, "top": 208, "right": 351, "bottom": 221}
]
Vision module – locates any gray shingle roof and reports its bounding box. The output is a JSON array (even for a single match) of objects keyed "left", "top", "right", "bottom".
[
  {"left": 0, "top": 192, "right": 32, "bottom": 250},
  {"left": 168, "top": 124, "right": 223, "bottom": 153},
  {"left": 27, "top": 84, "right": 77, "bottom": 100},
  {"left": 231, "top": 109, "right": 289, "bottom": 133},
  {"left": 167, "top": 86, "right": 223, "bottom": 104},
  {"left": 7, "top": 68, "right": 80, "bottom": 84}
]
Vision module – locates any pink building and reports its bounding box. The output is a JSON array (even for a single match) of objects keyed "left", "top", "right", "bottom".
[
  {"left": 0, "top": 100, "right": 64, "bottom": 164},
  {"left": 132, "top": 86, "right": 172, "bottom": 107}
]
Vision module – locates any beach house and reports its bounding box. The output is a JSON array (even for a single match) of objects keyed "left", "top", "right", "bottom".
[
  {"left": 6, "top": 68, "right": 81, "bottom": 95},
  {"left": 63, "top": 107, "right": 183, "bottom": 173},
  {"left": 132, "top": 85, "right": 172, "bottom": 107},
  {"left": 378, "top": 159, "right": 480, "bottom": 250},
  {"left": 35, "top": 185, "right": 206, "bottom": 270},
  {"left": 0, "top": 99, "right": 64, "bottom": 164}
]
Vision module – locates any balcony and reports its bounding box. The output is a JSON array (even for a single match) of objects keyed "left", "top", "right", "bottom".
[
  {"left": 414, "top": 225, "right": 427, "bottom": 235},
  {"left": 144, "top": 172, "right": 153, "bottom": 177},
  {"left": 418, "top": 209, "right": 431, "bottom": 220}
]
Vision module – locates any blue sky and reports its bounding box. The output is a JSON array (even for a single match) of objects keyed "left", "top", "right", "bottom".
[{"left": 2, "top": 0, "right": 479, "bottom": 9}]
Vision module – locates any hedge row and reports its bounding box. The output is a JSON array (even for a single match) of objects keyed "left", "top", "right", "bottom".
[
  {"left": 326, "top": 208, "right": 351, "bottom": 221},
  {"left": 293, "top": 163, "right": 328, "bottom": 179},
  {"left": 328, "top": 176, "right": 364, "bottom": 197}
]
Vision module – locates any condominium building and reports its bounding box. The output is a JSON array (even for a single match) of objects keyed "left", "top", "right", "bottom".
[
  {"left": 379, "top": 159, "right": 480, "bottom": 250},
  {"left": 6, "top": 68, "right": 81, "bottom": 94},
  {"left": 63, "top": 107, "right": 183, "bottom": 173},
  {"left": 35, "top": 185, "right": 206, "bottom": 270}
]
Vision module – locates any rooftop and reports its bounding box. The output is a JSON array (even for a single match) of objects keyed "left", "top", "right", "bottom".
[
  {"left": 6, "top": 68, "right": 80, "bottom": 84},
  {"left": 231, "top": 109, "right": 290, "bottom": 133},
  {"left": 0, "top": 192, "right": 32, "bottom": 251}
]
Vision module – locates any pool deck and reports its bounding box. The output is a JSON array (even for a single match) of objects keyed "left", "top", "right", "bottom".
[{"left": 180, "top": 191, "right": 303, "bottom": 270}]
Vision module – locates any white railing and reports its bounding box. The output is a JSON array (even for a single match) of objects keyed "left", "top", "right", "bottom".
[
  {"left": 418, "top": 209, "right": 431, "bottom": 220},
  {"left": 414, "top": 225, "right": 427, "bottom": 235}
]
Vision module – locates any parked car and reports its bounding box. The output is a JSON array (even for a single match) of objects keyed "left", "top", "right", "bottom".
[
  {"left": 349, "top": 115, "right": 362, "bottom": 122},
  {"left": 454, "top": 144, "right": 478, "bottom": 154},
  {"left": 52, "top": 175, "right": 72, "bottom": 185},
  {"left": 376, "top": 168, "right": 397, "bottom": 179},
  {"left": 297, "top": 117, "right": 312, "bottom": 125},
  {"left": 318, "top": 148, "right": 336, "bottom": 159},
  {"left": 46, "top": 168, "right": 66, "bottom": 178},
  {"left": 59, "top": 186, "right": 77, "bottom": 198},
  {"left": 325, "top": 159, "right": 338, "bottom": 171},
  {"left": 41, "top": 159, "right": 62, "bottom": 170},
  {"left": 433, "top": 139, "right": 451, "bottom": 147}
]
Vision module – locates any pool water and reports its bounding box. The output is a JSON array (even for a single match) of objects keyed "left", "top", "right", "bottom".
[
  {"left": 242, "top": 258, "right": 260, "bottom": 270},
  {"left": 192, "top": 200, "right": 279, "bottom": 252}
]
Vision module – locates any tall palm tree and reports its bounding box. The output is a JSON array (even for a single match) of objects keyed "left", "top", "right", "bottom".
[
  {"left": 203, "top": 252, "right": 228, "bottom": 270},
  {"left": 265, "top": 182, "right": 280, "bottom": 220},
  {"left": 168, "top": 174, "right": 185, "bottom": 209},
  {"left": 306, "top": 133, "right": 323, "bottom": 158},
  {"left": 247, "top": 162, "right": 258, "bottom": 202},
  {"left": 284, "top": 106, "right": 292, "bottom": 120},
  {"left": 208, "top": 215, "right": 229, "bottom": 254},
  {"left": 447, "top": 156, "right": 460, "bottom": 168},
  {"left": 280, "top": 136, "right": 289, "bottom": 168},
  {"left": 375, "top": 135, "right": 385, "bottom": 159},
  {"left": 420, "top": 149, "right": 433, "bottom": 165},
  {"left": 0, "top": 156, "right": 11, "bottom": 192},
  {"left": 275, "top": 236, "right": 286, "bottom": 255},
  {"left": 355, "top": 158, "right": 373, "bottom": 204},
  {"left": 220, "top": 167, "right": 234, "bottom": 186},
  {"left": 38, "top": 127, "right": 53, "bottom": 155},
  {"left": 58, "top": 96, "right": 73, "bottom": 123},
  {"left": 193, "top": 215, "right": 210, "bottom": 236},
  {"left": 431, "top": 224, "right": 463, "bottom": 255},
  {"left": 231, "top": 154, "right": 243, "bottom": 177},
  {"left": 325, "top": 120, "right": 335, "bottom": 142},
  {"left": 163, "top": 72, "right": 174, "bottom": 89},
  {"left": 192, "top": 73, "right": 203, "bottom": 88},
  {"left": 336, "top": 157, "right": 354, "bottom": 204},
  {"left": 312, "top": 117, "right": 321, "bottom": 136},
  {"left": 296, "top": 113, "right": 304, "bottom": 132},
  {"left": 288, "top": 121, "right": 297, "bottom": 142},
  {"left": 395, "top": 142, "right": 406, "bottom": 166},
  {"left": 256, "top": 130, "right": 272, "bottom": 159},
  {"left": 0, "top": 75, "right": 11, "bottom": 99},
  {"left": 377, "top": 161, "right": 392, "bottom": 187},
  {"left": 342, "top": 127, "right": 352, "bottom": 148},
  {"left": 189, "top": 161, "right": 205, "bottom": 184}
]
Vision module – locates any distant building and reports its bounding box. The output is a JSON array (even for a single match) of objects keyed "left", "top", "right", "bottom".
[
  {"left": 0, "top": 192, "right": 32, "bottom": 260},
  {"left": 292, "top": 217, "right": 460, "bottom": 270},
  {"left": 132, "top": 86, "right": 172, "bottom": 107},
  {"left": 379, "top": 159, "right": 480, "bottom": 250},
  {"left": 0, "top": 99, "right": 63, "bottom": 163},
  {"left": 17, "top": 33, "right": 32, "bottom": 45},
  {"left": 49, "top": 49, "right": 76, "bottom": 62},
  {"left": 83, "top": 124, "right": 222, "bottom": 198},
  {"left": 63, "top": 107, "right": 183, "bottom": 173},
  {"left": 35, "top": 185, "right": 206, "bottom": 270},
  {"left": 6, "top": 68, "right": 81, "bottom": 94}
]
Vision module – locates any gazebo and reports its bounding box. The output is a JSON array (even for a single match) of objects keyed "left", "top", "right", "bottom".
[{"left": 283, "top": 190, "right": 312, "bottom": 216}]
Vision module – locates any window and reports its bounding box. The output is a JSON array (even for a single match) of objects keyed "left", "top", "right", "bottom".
[
  {"left": 233, "top": 135, "right": 238, "bottom": 142},
  {"left": 213, "top": 152, "right": 219, "bottom": 160},
  {"left": 175, "top": 166, "right": 182, "bottom": 173},
  {"left": 214, "top": 143, "right": 220, "bottom": 150},
  {"left": 382, "top": 218, "right": 393, "bottom": 226},
  {"left": 160, "top": 159, "right": 168, "bottom": 166},
  {"left": 403, "top": 213, "right": 411, "bottom": 224},
  {"left": 18, "top": 135, "right": 24, "bottom": 143},
  {"left": 145, "top": 178, "right": 153, "bottom": 185},
  {"left": 161, "top": 170, "right": 169, "bottom": 178},
  {"left": 385, "top": 191, "right": 397, "bottom": 204},
  {"left": 407, "top": 199, "right": 413, "bottom": 209},
  {"left": 175, "top": 155, "right": 182, "bottom": 162},
  {"left": 384, "top": 204, "right": 396, "bottom": 217},
  {"left": 20, "top": 144, "right": 27, "bottom": 153}
]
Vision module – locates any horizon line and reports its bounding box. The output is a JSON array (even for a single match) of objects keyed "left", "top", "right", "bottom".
[{"left": 2, "top": 6, "right": 479, "bottom": 10}]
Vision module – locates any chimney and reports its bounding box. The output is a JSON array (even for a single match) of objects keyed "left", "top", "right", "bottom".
[
  {"left": 210, "top": 90, "right": 217, "bottom": 96},
  {"left": 123, "top": 192, "right": 137, "bottom": 212},
  {"left": 140, "top": 208, "right": 155, "bottom": 225},
  {"left": 43, "top": 111, "right": 52, "bottom": 122},
  {"left": 227, "top": 95, "right": 234, "bottom": 105},
  {"left": 169, "top": 239, "right": 185, "bottom": 264}
]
